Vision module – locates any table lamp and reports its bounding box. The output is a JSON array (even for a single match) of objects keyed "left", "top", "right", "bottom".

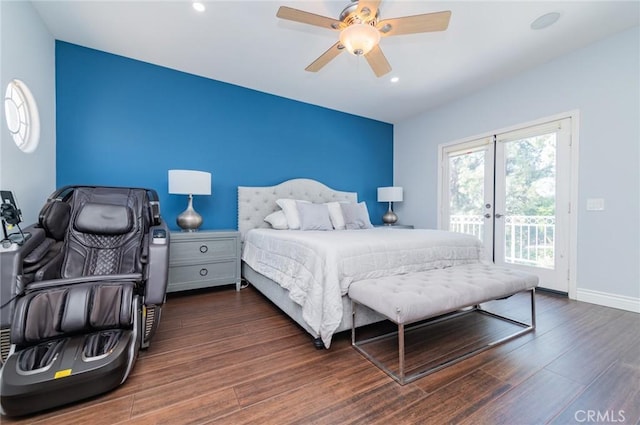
[
  {"left": 168, "top": 169, "right": 211, "bottom": 231},
  {"left": 377, "top": 186, "right": 403, "bottom": 225}
]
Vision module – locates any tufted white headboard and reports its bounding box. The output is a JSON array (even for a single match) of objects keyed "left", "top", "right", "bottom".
[{"left": 237, "top": 179, "right": 357, "bottom": 241}]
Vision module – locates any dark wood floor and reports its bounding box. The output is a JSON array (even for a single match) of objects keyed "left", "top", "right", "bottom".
[{"left": 4, "top": 285, "right": 639, "bottom": 425}]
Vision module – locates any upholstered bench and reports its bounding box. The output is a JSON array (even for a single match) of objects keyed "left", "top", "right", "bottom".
[{"left": 349, "top": 262, "right": 538, "bottom": 384}]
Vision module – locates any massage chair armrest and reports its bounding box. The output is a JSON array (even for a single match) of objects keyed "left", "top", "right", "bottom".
[
  {"left": 144, "top": 221, "right": 169, "bottom": 306},
  {"left": 0, "top": 226, "right": 45, "bottom": 328},
  {"left": 1, "top": 225, "right": 44, "bottom": 262}
]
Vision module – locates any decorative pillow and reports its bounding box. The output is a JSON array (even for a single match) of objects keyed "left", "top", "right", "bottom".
[
  {"left": 275, "top": 198, "right": 310, "bottom": 230},
  {"left": 296, "top": 202, "right": 333, "bottom": 231},
  {"left": 264, "top": 210, "right": 288, "bottom": 230},
  {"left": 340, "top": 202, "right": 373, "bottom": 230},
  {"left": 325, "top": 201, "right": 346, "bottom": 230}
]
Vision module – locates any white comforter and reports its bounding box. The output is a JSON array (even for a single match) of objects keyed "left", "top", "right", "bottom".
[{"left": 242, "top": 228, "right": 485, "bottom": 347}]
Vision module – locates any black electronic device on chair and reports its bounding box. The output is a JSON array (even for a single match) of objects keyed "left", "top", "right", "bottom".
[
  {"left": 0, "top": 190, "right": 29, "bottom": 248},
  {"left": 1, "top": 191, "right": 21, "bottom": 224}
]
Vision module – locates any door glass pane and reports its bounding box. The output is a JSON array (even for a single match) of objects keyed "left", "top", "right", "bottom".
[
  {"left": 503, "top": 133, "right": 556, "bottom": 269},
  {"left": 448, "top": 150, "right": 486, "bottom": 243}
]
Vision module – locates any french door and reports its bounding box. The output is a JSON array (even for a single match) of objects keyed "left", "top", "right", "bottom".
[{"left": 441, "top": 118, "right": 572, "bottom": 293}]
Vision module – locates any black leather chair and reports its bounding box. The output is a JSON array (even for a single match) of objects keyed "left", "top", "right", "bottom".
[{"left": 0, "top": 186, "right": 169, "bottom": 417}]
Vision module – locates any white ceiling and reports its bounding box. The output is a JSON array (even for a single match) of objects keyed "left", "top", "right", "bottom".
[{"left": 32, "top": 1, "right": 640, "bottom": 124}]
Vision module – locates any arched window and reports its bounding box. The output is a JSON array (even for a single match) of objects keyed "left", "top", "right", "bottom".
[{"left": 4, "top": 79, "right": 40, "bottom": 153}]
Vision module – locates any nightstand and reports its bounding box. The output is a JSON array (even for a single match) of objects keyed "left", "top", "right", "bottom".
[
  {"left": 375, "top": 224, "right": 414, "bottom": 229},
  {"left": 168, "top": 230, "right": 241, "bottom": 292}
]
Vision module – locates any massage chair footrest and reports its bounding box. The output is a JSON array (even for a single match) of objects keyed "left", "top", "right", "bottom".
[{"left": 0, "top": 330, "right": 136, "bottom": 417}]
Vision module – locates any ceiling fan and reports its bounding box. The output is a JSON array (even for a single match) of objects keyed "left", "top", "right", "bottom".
[{"left": 276, "top": 1, "right": 451, "bottom": 77}]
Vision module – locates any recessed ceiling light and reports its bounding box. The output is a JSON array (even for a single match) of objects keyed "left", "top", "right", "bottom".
[
  {"left": 531, "top": 12, "right": 561, "bottom": 30},
  {"left": 390, "top": 77, "right": 399, "bottom": 83},
  {"left": 192, "top": 2, "right": 205, "bottom": 12}
]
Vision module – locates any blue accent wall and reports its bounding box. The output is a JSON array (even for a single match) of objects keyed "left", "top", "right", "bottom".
[{"left": 55, "top": 42, "right": 393, "bottom": 230}]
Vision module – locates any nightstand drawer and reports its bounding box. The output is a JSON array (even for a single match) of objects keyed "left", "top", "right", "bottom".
[
  {"left": 170, "top": 237, "right": 237, "bottom": 264},
  {"left": 167, "top": 230, "right": 241, "bottom": 292},
  {"left": 167, "top": 260, "right": 237, "bottom": 292}
]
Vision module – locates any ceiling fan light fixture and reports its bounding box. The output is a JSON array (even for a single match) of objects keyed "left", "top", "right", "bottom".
[
  {"left": 276, "top": 3, "right": 451, "bottom": 77},
  {"left": 339, "top": 23, "right": 380, "bottom": 56}
]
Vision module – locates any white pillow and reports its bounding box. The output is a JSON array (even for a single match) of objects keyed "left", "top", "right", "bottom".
[
  {"left": 264, "top": 210, "right": 288, "bottom": 230},
  {"left": 296, "top": 202, "right": 333, "bottom": 231},
  {"left": 325, "top": 201, "right": 346, "bottom": 230},
  {"left": 275, "top": 199, "right": 310, "bottom": 230},
  {"left": 341, "top": 202, "right": 374, "bottom": 230}
]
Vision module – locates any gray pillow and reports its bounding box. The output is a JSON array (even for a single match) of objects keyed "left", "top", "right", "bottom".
[
  {"left": 296, "top": 201, "right": 333, "bottom": 231},
  {"left": 340, "top": 202, "right": 373, "bottom": 230}
]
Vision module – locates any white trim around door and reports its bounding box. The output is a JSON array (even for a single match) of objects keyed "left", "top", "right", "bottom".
[{"left": 438, "top": 110, "right": 580, "bottom": 299}]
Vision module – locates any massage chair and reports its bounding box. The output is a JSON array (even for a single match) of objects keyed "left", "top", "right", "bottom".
[{"left": 0, "top": 186, "right": 169, "bottom": 417}]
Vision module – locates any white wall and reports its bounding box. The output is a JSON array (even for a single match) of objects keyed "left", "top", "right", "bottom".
[
  {"left": 0, "top": 1, "right": 56, "bottom": 225},
  {"left": 394, "top": 26, "right": 639, "bottom": 309}
]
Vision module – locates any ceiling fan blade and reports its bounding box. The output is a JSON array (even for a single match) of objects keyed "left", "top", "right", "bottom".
[
  {"left": 277, "top": 6, "right": 344, "bottom": 30},
  {"left": 305, "top": 41, "right": 345, "bottom": 72},
  {"left": 364, "top": 45, "right": 392, "bottom": 77},
  {"left": 378, "top": 10, "right": 451, "bottom": 36},
  {"left": 357, "top": 0, "right": 382, "bottom": 19}
]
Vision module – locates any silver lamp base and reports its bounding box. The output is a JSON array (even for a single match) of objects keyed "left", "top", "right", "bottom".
[
  {"left": 382, "top": 204, "right": 398, "bottom": 225},
  {"left": 177, "top": 194, "right": 203, "bottom": 232}
]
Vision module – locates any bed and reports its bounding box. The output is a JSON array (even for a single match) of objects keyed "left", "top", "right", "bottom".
[{"left": 238, "top": 179, "right": 485, "bottom": 348}]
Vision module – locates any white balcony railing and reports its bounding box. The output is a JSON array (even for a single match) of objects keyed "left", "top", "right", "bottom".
[{"left": 450, "top": 214, "right": 555, "bottom": 269}]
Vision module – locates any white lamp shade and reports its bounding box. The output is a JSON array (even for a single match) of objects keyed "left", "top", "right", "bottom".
[
  {"left": 168, "top": 170, "right": 211, "bottom": 195},
  {"left": 339, "top": 23, "right": 380, "bottom": 56},
  {"left": 378, "top": 186, "right": 403, "bottom": 203}
]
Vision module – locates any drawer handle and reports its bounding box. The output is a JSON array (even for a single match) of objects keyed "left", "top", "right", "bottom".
[
  {"left": 199, "top": 245, "right": 208, "bottom": 254},
  {"left": 199, "top": 268, "right": 208, "bottom": 276}
]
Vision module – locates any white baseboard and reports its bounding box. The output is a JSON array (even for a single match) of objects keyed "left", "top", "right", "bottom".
[{"left": 576, "top": 288, "right": 640, "bottom": 313}]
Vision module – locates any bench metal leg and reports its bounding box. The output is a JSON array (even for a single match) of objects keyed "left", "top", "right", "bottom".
[
  {"left": 398, "top": 323, "right": 405, "bottom": 384},
  {"left": 352, "top": 288, "right": 536, "bottom": 385}
]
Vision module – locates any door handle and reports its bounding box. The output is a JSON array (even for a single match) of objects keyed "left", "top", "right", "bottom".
[
  {"left": 484, "top": 213, "right": 491, "bottom": 219},
  {"left": 495, "top": 213, "right": 504, "bottom": 218}
]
